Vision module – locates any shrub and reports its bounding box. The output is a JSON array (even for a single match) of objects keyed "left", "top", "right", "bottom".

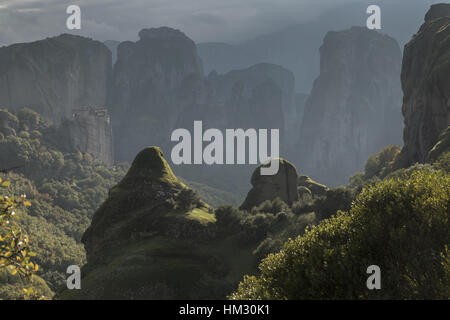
[
  {"left": 231, "top": 170, "right": 450, "bottom": 299},
  {"left": 251, "top": 198, "right": 289, "bottom": 215},
  {"left": 364, "top": 145, "right": 401, "bottom": 179},
  {"left": 175, "top": 189, "right": 200, "bottom": 211}
]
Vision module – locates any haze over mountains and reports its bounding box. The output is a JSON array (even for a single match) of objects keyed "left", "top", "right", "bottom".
[
  {"left": 0, "top": 0, "right": 445, "bottom": 192},
  {"left": 196, "top": 0, "right": 438, "bottom": 93},
  {"left": 98, "top": 1, "right": 439, "bottom": 94}
]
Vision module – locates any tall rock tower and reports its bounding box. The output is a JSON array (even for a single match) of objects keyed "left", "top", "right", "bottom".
[
  {"left": 399, "top": 3, "right": 450, "bottom": 165},
  {"left": 109, "top": 27, "right": 204, "bottom": 161},
  {"left": 298, "top": 27, "right": 403, "bottom": 186}
]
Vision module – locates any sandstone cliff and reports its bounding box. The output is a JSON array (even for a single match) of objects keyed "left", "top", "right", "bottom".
[
  {"left": 109, "top": 28, "right": 296, "bottom": 195},
  {"left": 400, "top": 4, "right": 450, "bottom": 165},
  {"left": 0, "top": 34, "right": 111, "bottom": 124},
  {"left": 110, "top": 27, "right": 204, "bottom": 162},
  {"left": 299, "top": 27, "right": 403, "bottom": 186},
  {"left": 62, "top": 107, "right": 114, "bottom": 165}
]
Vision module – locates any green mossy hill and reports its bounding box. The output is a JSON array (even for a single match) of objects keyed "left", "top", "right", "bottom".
[
  {"left": 240, "top": 159, "right": 299, "bottom": 210},
  {"left": 82, "top": 146, "right": 215, "bottom": 264},
  {"left": 122, "top": 146, "right": 180, "bottom": 185},
  {"left": 60, "top": 147, "right": 268, "bottom": 299}
]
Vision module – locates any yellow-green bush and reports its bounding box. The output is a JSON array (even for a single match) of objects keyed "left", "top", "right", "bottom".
[{"left": 231, "top": 170, "right": 450, "bottom": 299}]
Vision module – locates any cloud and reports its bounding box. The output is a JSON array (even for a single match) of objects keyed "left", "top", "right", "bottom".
[
  {"left": 0, "top": 0, "right": 366, "bottom": 46},
  {"left": 0, "top": 0, "right": 436, "bottom": 46}
]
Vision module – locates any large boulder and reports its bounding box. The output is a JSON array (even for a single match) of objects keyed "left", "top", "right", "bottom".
[
  {"left": 240, "top": 159, "right": 299, "bottom": 210},
  {"left": 298, "top": 27, "right": 403, "bottom": 186},
  {"left": 399, "top": 4, "right": 450, "bottom": 166},
  {"left": 298, "top": 175, "right": 328, "bottom": 197}
]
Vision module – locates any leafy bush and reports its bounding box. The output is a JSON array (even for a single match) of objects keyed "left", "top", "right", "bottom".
[
  {"left": 0, "top": 180, "right": 52, "bottom": 299},
  {"left": 231, "top": 170, "right": 450, "bottom": 299},
  {"left": 175, "top": 189, "right": 201, "bottom": 211},
  {"left": 251, "top": 198, "right": 289, "bottom": 215},
  {"left": 364, "top": 145, "right": 401, "bottom": 179},
  {"left": 292, "top": 187, "right": 354, "bottom": 220}
]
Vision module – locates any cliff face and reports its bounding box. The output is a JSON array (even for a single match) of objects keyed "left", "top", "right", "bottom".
[
  {"left": 299, "top": 27, "right": 403, "bottom": 186},
  {"left": 109, "top": 28, "right": 295, "bottom": 194},
  {"left": 176, "top": 63, "right": 290, "bottom": 138},
  {"left": 0, "top": 34, "right": 111, "bottom": 124},
  {"left": 62, "top": 107, "right": 114, "bottom": 165},
  {"left": 172, "top": 63, "right": 293, "bottom": 195},
  {"left": 209, "top": 63, "right": 293, "bottom": 134},
  {"left": 110, "top": 27, "right": 204, "bottom": 162},
  {"left": 111, "top": 29, "right": 293, "bottom": 164},
  {"left": 400, "top": 4, "right": 450, "bottom": 165}
]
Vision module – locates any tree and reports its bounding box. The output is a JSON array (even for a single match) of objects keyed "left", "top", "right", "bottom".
[
  {"left": 230, "top": 169, "right": 450, "bottom": 299},
  {"left": 175, "top": 189, "right": 200, "bottom": 211},
  {"left": 0, "top": 177, "right": 42, "bottom": 299}
]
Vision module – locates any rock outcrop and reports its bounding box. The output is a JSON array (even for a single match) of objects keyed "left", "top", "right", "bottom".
[
  {"left": 60, "top": 147, "right": 254, "bottom": 299},
  {"left": 399, "top": 4, "right": 450, "bottom": 166},
  {"left": 298, "top": 27, "right": 403, "bottom": 186},
  {"left": 240, "top": 159, "right": 299, "bottom": 210},
  {"left": 0, "top": 34, "right": 111, "bottom": 124},
  {"left": 298, "top": 175, "right": 328, "bottom": 197},
  {"left": 82, "top": 146, "right": 214, "bottom": 261},
  {"left": 110, "top": 27, "right": 204, "bottom": 162},
  {"left": 62, "top": 107, "right": 114, "bottom": 165}
]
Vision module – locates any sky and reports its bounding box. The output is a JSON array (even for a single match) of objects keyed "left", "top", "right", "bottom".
[
  {"left": 0, "top": 0, "right": 441, "bottom": 47},
  {"left": 0, "top": 0, "right": 376, "bottom": 46}
]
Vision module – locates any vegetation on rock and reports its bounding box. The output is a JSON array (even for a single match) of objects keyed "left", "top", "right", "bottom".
[{"left": 231, "top": 170, "right": 450, "bottom": 299}]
